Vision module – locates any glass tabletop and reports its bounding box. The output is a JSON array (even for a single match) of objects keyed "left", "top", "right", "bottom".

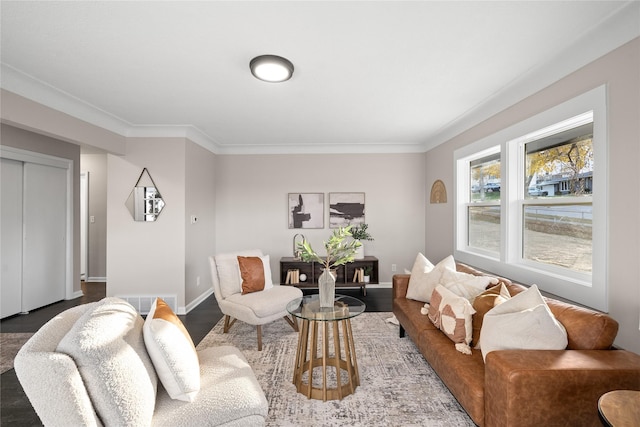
[{"left": 287, "top": 294, "right": 366, "bottom": 321}]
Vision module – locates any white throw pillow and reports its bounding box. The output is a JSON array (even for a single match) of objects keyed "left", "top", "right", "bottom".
[
  {"left": 143, "top": 298, "right": 200, "bottom": 402},
  {"left": 440, "top": 267, "right": 499, "bottom": 302},
  {"left": 427, "top": 285, "right": 476, "bottom": 355},
  {"left": 479, "top": 285, "right": 568, "bottom": 362},
  {"left": 406, "top": 254, "right": 455, "bottom": 302},
  {"left": 260, "top": 254, "right": 274, "bottom": 290}
]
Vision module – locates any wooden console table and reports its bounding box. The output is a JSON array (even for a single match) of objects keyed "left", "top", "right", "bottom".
[{"left": 280, "top": 256, "right": 378, "bottom": 295}]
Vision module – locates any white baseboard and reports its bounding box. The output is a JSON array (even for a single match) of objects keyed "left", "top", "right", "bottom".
[
  {"left": 364, "top": 282, "right": 392, "bottom": 289},
  {"left": 87, "top": 276, "right": 107, "bottom": 282},
  {"left": 69, "top": 290, "right": 84, "bottom": 299},
  {"left": 184, "top": 287, "right": 214, "bottom": 314}
]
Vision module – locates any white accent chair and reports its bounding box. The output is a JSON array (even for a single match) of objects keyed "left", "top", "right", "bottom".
[
  {"left": 15, "top": 298, "right": 268, "bottom": 426},
  {"left": 209, "top": 250, "right": 303, "bottom": 350}
]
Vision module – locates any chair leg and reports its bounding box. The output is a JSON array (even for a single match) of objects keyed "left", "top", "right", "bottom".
[
  {"left": 257, "top": 325, "right": 263, "bottom": 351},
  {"left": 223, "top": 315, "right": 237, "bottom": 333},
  {"left": 284, "top": 315, "right": 299, "bottom": 332}
]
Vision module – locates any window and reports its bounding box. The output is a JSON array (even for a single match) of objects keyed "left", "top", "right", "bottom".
[
  {"left": 520, "top": 114, "right": 593, "bottom": 273},
  {"left": 454, "top": 86, "right": 607, "bottom": 311},
  {"left": 468, "top": 151, "right": 501, "bottom": 256}
]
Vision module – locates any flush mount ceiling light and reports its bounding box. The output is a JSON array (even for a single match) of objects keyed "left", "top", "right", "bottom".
[{"left": 250, "top": 55, "right": 294, "bottom": 82}]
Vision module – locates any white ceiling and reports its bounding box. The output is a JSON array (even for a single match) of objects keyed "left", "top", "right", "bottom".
[{"left": 1, "top": 1, "right": 638, "bottom": 154}]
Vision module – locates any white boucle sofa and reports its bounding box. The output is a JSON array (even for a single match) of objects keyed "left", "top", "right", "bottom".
[{"left": 14, "top": 298, "right": 268, "bottom": 427}]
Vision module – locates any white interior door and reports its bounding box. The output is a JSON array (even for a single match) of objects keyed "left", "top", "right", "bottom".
[
  {"left": 21, "top": 162, "right": 67, "bottom": 312},
  {"left": 1, "top": 158, "right": 24, "bottom": 318}
]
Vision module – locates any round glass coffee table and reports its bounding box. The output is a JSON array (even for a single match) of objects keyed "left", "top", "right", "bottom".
[{"left": 287, "top": 294, "right": 366, "bottom": 401}]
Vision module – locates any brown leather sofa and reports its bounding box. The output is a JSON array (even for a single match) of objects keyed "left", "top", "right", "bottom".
[{"left": 392, "top": 263, "right": 640, "bottom": 427}]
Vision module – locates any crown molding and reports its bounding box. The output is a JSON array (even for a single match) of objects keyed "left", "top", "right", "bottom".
[
  {"left": 212, "top": 141, "right": 428, "bottom": 155},
  {"left": 126, "top": 124, "right": 221, "bottom": 155},
  {"left": 1, "top": 63, "right": 132, "bottom": 137}
]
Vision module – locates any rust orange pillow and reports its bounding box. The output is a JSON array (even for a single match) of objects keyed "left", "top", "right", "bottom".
[
  {"left": 472, "top": 283, "right": 510, "bottom": 348},
  {"left": 238, "top": 256, "right": 265, "bottom": 294}
]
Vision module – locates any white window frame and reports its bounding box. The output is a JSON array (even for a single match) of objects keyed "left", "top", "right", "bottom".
[
  {"left": 461, "top": 145, "right": 502, "bottom": 259},
  {"left": 454, "top": 85, "right": 608, "bottom": 311}
]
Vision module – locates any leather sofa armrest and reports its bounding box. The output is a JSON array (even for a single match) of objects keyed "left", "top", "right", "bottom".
[
  {"left": 392, "top": 274, "right": 410, "bottom": 299},
  {"left": 485, "top": 349, "right": 640, "bottom": 427}
]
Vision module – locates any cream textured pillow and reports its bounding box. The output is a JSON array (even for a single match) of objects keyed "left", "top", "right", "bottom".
[
  {"left": 479, "top": 285, "right": 568, "bottom": 361},
  {"left": 406, "top": 254, "right": 456, "bottom": 302},
  {"left": 259, "top": 254, "right": 274, "bottom": 290},
  {"left": 426, "top": 285, "right": 476, "bottom": 354},
  {"left": 440, "top": 267, "right": 499, "bottom": 302},
  {"left": 143, "top": 298, "right": 200, "bottom": 402}
]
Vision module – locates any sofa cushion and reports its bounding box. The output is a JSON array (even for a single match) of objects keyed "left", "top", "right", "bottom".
[
  {"left": 480, "top": 285, "right": 568, "bottom": 361},
  {"left": 427, "top": 285, "right": 476, "bottom": 354},
  {"left": 406, "top": 254, "right": 455, "bottom": 302},
  {"left": 440, "top": 267, "right": 499, "bottom": 302},
  {"left": 143, "top": 298, "right": 200, "bottom": 402},
  {"left": 471, "top": 283, "right": 510, "bottom": 348},
  {"left": 153, "top": 346, "right": 268, "bottom": 426},
  {"left": 225, "top": 285, "right": 299, "bottom": 318},
  {"left": 56, "top": 297, "right": 157, "bottom": 426},
  {"left": 417, "top": 328, "right": 487, "bottom": 425}
]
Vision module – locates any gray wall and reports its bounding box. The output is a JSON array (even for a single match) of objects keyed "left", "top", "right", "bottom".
[
  {"left": 185, "top": 141, "right": 216, "bottom": 306},
  {"left": 107, "top": 138, "right": 187, "bottom": 311},
  {"left": 214, "top": 153, "right": 427, "bottom": 283},
  {"left": 423, "top": 37, "right": 640, "bottom": 353}
]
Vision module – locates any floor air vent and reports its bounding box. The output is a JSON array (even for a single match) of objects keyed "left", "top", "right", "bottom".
[{"left": 118, "top": 295, "right": 177, "bottom": 315}]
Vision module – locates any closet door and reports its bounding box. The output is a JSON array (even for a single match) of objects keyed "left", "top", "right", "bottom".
[
  {"left": 21, "top": 162, "right": 67, "bottom": 312},
  {"left": 1, "top": 158, "right": 24, "bottom": 318}
]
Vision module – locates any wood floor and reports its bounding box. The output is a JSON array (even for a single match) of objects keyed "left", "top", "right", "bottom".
[{"left": 0, "top": 283, "right": 392, "bottom": 426}]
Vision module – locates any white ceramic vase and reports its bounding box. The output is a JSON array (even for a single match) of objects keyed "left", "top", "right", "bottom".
[{"left": 318, "top": 268, "right": 336, "bottom": 308}]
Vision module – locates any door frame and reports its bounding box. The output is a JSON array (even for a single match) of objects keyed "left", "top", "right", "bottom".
[
  {"left": 0, "top": 145, "right": 75, "bottom": 300},
  {"left": 80, "top": 171, "right": 89, "bottom": 281}
]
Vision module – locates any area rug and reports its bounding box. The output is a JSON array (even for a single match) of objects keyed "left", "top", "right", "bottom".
[
  {"left": 197, "top": 312, "right": 474, "bottom": 426},
  {"left": 0, "top": 333, "right": 34, "bottom": 374}
]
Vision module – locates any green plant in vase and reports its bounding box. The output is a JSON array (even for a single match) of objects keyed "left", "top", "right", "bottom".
[
  {"left": 351, "top": 223, "right": 374, "bottom": 241},
  {"left": 351, "top": 223, "right": 374, "bottom": 259},
  {"left": 363, "top": 266, "right": 373, "bottom": 283},
  {"left": 297, "top": 226, "right": 362, "bottom": 307}
]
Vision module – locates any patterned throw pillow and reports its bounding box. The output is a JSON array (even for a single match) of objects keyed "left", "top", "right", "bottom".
[
  {"left": 143, "top": 298, "right": 200, "bottom": 402},
  {"left": 406, "top": 254, "right": 456, "bottom": 302},
  {"left": 427, "top": 285, "right": 476, "bottom": 355}
]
